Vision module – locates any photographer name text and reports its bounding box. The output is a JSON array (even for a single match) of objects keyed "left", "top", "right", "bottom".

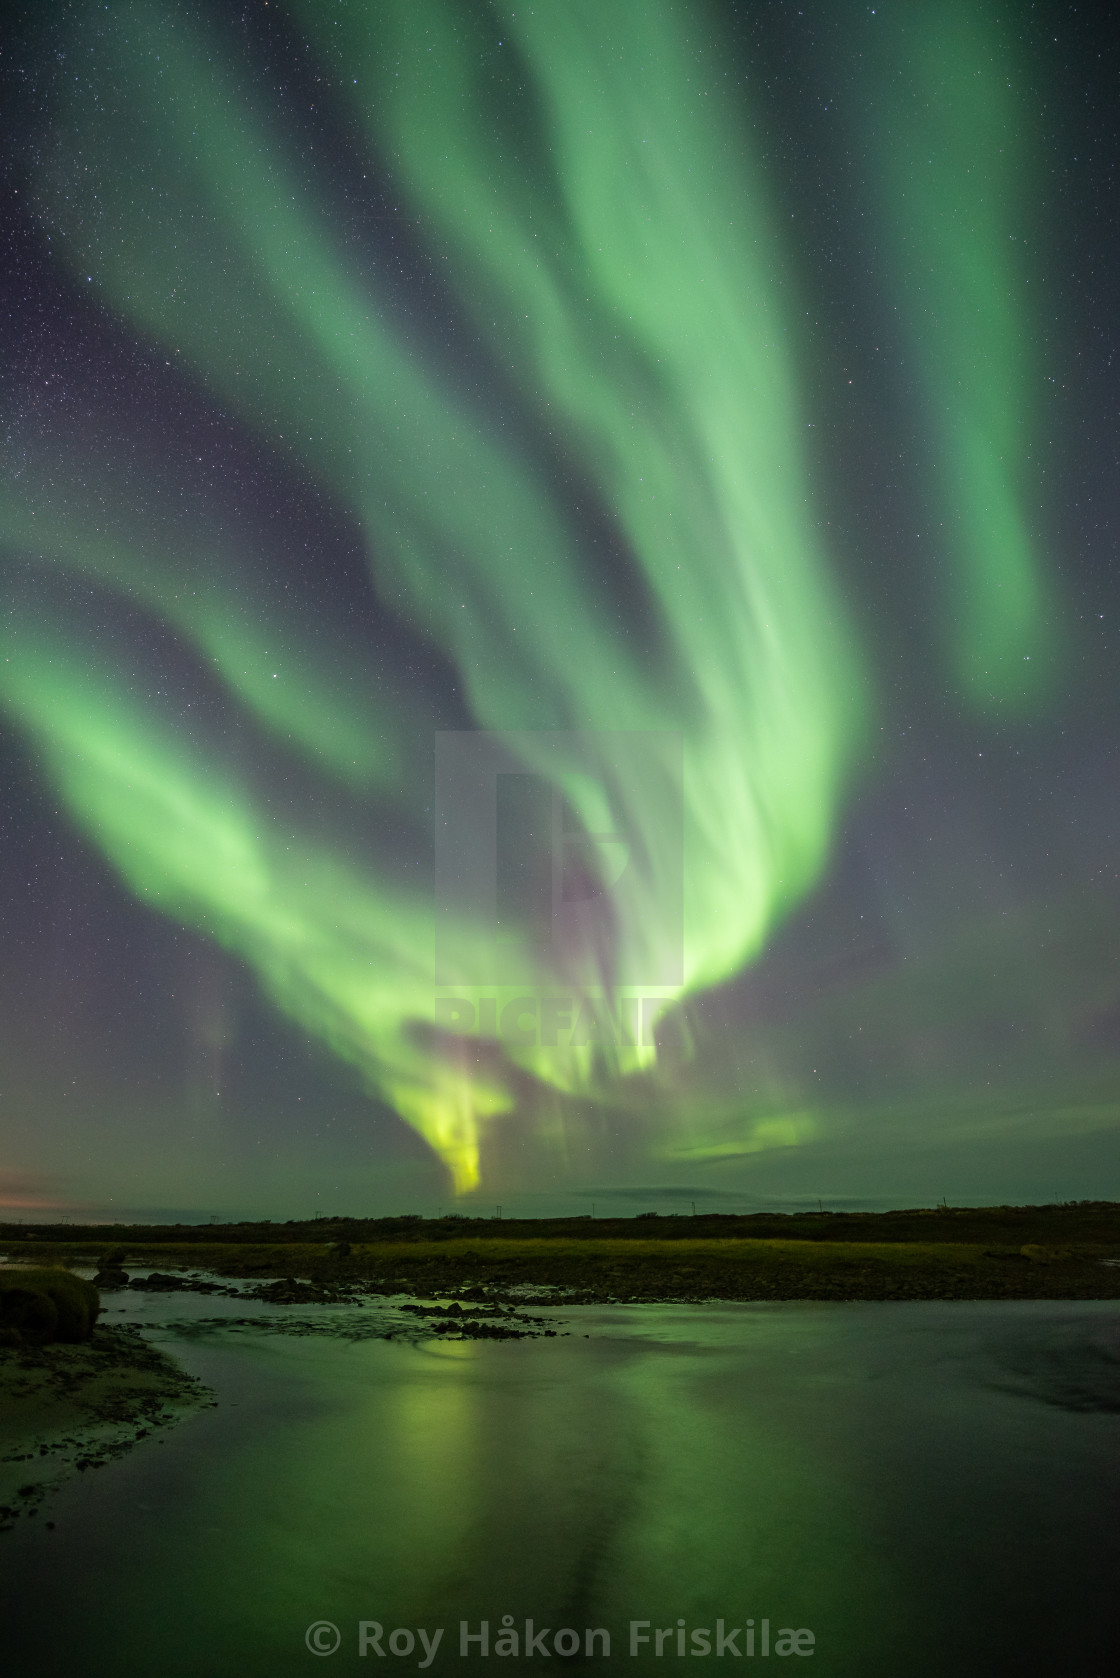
[{"left": 305, "top": 1618, "right": 815, "bottom": 1662}]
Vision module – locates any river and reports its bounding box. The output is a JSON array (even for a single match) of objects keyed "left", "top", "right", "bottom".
[{"left": 0, "top": 1294, "right": 1117, "bottom": 1676}]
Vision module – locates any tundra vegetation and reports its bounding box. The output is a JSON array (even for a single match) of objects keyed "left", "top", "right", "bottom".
[
  {"left": 2, "top": 1204, "right": 1117, "bottom": 1303},
  {"left": 0, "top": 1267, "right": 100, "bottom": 1345}
]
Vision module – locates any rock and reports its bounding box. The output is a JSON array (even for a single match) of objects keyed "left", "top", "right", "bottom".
[
  {"left": 0, "top": 1268, "right": 100, "bottom": 1343},
  {"left": 93, "top": 1268, "right": 130, "bottom": 1287},
  {"left": 256, "top": 1277, "right": 328, "bottom": 1304}
]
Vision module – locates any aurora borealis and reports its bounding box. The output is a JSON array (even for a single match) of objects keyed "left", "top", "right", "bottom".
[{"left": 1, "top": 0, "right": 1118, "bottom": 1217}]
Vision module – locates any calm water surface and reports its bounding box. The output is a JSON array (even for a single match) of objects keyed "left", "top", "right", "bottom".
[{"left": 1, "top": 1298, "right": 1117, "bottom": 1677}]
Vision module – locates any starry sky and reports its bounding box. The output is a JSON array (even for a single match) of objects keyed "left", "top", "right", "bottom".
[{"left": 1, "top": 0, "right": 1118, "bottom": 1221}]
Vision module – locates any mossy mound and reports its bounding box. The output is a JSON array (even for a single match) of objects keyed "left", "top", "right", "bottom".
[{"left": 0, "top": 1268, "right": 100, "bottom": 1344}]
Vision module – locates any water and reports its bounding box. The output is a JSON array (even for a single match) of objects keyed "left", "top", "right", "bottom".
[{"left": 0, "top": 1296, "right": 1117, "bottom": 1677}]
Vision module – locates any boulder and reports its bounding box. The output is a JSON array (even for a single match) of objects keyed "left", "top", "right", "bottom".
[{"left": 0, "top": 1268, "right": 100, "bottom": 1344}]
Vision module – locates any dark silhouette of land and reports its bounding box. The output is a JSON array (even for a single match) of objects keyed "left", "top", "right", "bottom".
[{"left": 3, "top": 1202, "right": 1118, "bottom": 1302}]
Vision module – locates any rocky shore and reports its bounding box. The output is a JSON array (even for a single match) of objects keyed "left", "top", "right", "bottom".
[{"left": 0, "top": 1325, "right": 212, "bottom": 1535}]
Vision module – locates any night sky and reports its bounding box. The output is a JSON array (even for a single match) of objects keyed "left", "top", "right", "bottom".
[{"left": 1, "top": 0, "right": 1118, "bottom": 1221}]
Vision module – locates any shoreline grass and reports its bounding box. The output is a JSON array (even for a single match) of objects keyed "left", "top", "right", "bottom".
[{"left": 2, "top": 1234, "right": 1117, "bottom": 1302}]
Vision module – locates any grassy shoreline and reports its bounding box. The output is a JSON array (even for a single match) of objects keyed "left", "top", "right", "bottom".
[
  {"left": 3, "top": 1204, "right": 1118, "bottom": 1301},
  {"left": 3, "top": 1231, "right": 1119, "bottom": 1302}
]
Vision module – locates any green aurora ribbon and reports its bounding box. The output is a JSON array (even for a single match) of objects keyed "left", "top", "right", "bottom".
[{"left": 0, "top": 1, "right": 1050, "bottom": 1190}]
